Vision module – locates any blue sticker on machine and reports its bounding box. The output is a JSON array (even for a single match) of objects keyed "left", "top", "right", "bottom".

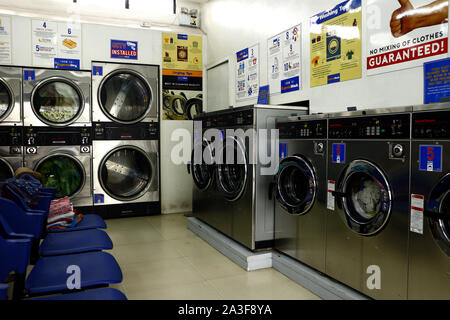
[
  {"left": 94, "top": 194, "right": 105, "bottom": 204},
  {"left": 419, "top": 145, "right": 443, "bottom": 172},
  {"left": 92, "top": 66, "right": 103, "bottom": 76},
  {"left": 332, "top": 143, "right": 346, "bottom": 164},
  {"left": 279, "top": 143, "right": 288, "bottom": 159},
  {"left": 24, "top": 70, "right": 35, "bottom": 81}
]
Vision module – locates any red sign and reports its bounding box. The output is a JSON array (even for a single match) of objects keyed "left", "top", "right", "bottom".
[{"left": 367, "top": 38, "right": 448, "bottom": 70}]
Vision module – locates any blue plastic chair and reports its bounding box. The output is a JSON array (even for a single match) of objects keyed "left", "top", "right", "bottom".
[
  {"left": 4, "top": 185, "right": 107, "bottom": 232},
  {"left": 0, "top": 198, "right": 113, "bottom": 257},
  {"left": 0, "top": 231, "right": 123, "bottom": 299}
]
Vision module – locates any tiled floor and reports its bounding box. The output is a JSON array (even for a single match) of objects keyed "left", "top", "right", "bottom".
[{"left": 106, "top": 213, "right": 320, "bottom": 300}]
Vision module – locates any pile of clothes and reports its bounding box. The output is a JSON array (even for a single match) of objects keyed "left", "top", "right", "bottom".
[
  {"left": 1, "top": 167, "right": 83, "bottom": 231},
  {"left": 47, "top": 197, "right": 83, "bottom": 231}
]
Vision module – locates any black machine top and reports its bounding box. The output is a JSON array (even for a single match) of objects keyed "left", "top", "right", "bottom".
[
  {"left": 0, "top": 126, "right": 22, "bottom": 147},
  {"left": 413, "top": 110, "right": 450, "bottom": 139},
  {"left": 24, "top": 126, "right": 91, "bottom": 146},
  {"left": 93, "top": 122, "right": 159, "bottom": 141},
  {"left": 196, "top": 109, "right": 254, "bottom": 128},
  {"left": 329, "top": 114, "right": 410, "bottom": 139},
  {"left": 277, "top": 120, "right": 327, "bottom": 139}
]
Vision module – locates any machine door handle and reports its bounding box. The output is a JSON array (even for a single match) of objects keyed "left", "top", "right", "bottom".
[
  {"left": 187, "top": 162, "right": 191, "bottom": 175},
  {"left": 424, "top": 210, "right": 450, "bottom": 221}
]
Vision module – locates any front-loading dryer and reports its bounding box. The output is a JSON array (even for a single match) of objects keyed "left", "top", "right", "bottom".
[
  {"left": 23, "top": 126, "right": 93, "bottom": 209},
  {"left": 91, "top": 62, "right": 159, "bottom": 124},
  {"left": 92, "top": 122, "right": 160, "bottom": 218},
  {"left": 408, "top": 103, "right": 450, "bottom": 300},
  {"left": 326, "top": 107, "right": 411, "bottom": 300},
  {"left": 23, "top": 68, "right": 91, "bottom": 127},
  {"left": 272, "top": 115, "right": 327, "bottom": 273},
  {"left": 0, "top": 66, "right": 21, "bottom": 126}
]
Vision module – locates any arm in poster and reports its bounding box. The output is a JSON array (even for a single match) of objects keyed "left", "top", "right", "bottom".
[{"left": 391, "top": 0, "right": 449, "bottom": 38}]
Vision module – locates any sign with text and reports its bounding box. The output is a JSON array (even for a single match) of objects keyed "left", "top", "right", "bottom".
[
  {"left": 111, "top": 40, "right": 138, "bottom": 60},
  {"left": 424, "top": 57, "right": 450, "bottom": 104},
  {"left": 332, "top": 143, "right": 346, "bottom": 164},
  {"left": 419, "top": 145, "right": 442, "bottom": 172},
  {"left": 366, "top": 0, "right": 448, "bottom": 75},
  {"left": 236, "top": 44, "right": 260, "bottom": 101}
]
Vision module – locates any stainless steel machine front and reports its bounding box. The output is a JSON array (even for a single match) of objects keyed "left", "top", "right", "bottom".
[
  {"left": 0, "top": 66, "right": 21, "bottom": 126},
  {"left": 326, "top": 107, "right": 411, "bottom": 300},
  {"left": 91, "top": 62, "right": 159, "bottom": 124},
  {"left": 191, "top": 105, "right": 308, "bottom": 250},
  {"left": 23, "top": 127, "right": 92, "bottom": 208},
  {"left": 23, "top": 68, "right": 91, "bottom": 127},
  {"left": 273, "top": 115, "right": 327, "bottom": 273},
  {"left": 408, "top": 103, "right": 450, "bottom": 300}
]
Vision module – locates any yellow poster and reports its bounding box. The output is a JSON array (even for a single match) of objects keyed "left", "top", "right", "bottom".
[
  {"left": 162, "top": 33, "right": 203, "bottom": 72},
  {"left": 310, "top": 0, "right": 361, "bottom": 87}
]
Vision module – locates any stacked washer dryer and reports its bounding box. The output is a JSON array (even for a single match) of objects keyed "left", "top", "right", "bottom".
[
  {"left": 272, "top": 114, "right": 327, "bottom": 273},
  {"left": 91, "top": 61, "right": 160, "bottom": 218},
  {"left": 190, "top": 105, "right": 308, "bottom": 250},
  {"left": 408, "top": 103, "right": 450, "bottom": 300},
  {"left": 326, "top": 107, "right": 411, "bottom": 299},
  {"left": 0, "top": 66, "right": 22, "bottom": 182},
  {"left": 22, "top": 68, "right": 93, "bottom": 210}
]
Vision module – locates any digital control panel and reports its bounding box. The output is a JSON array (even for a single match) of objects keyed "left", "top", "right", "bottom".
[
  {"left": 215, "top": 110, "right": 254, "bottom": 127},
  {"left": 93, "top": 122, "right": 159, "bottom": 140},
  {"left": 277, "top": 120, "right": 327, "bottom": 139},
  {"left": 25, "top": 127, "right": 91, "bottom": 146},
  {"left": 328, "top": 114, "right": 410, "bottom": 139},
  {"left": 413, "top": 111, "right": 450, "bottom": 139}
]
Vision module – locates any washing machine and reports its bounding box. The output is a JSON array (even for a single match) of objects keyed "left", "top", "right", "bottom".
[
  {"left": 408, "top": 103, "right": 450, "bottom": 300},
  {"left": 0, "top": 66, "right": 21, "bottom": 126},
  {"left": 195, "top": 105, "right": 308, "bottom": 250},
  {"left": 91, "top": 62, "right": 159, "bottom": 124},
  {"left": 326, "top": 107, "right": 411, "bottom": 300},
  {"left": 22, "top": 68, "right": 90, "bottom": 127},
  {"left": 0, "top": 126, "right": 22, "bottom": 182},
  {"left": 92, "top": 122, "right": 160, "bottom": 218},
  {"left": 272, "top": 115, "right": 327, "bottom": 273},
  {"left": 189, "top": 112, "right": 231, "bottom": 235},
  {"left": 23, "top": 126, "right": 92, "bottom": 209}
]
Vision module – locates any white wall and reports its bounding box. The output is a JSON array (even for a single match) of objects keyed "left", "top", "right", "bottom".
[
  {"left": 4, "top": 12, "right": 205, "bottom": 214},
  {"left": 201, "top": 0, "right": 449, "bottom": 114}
]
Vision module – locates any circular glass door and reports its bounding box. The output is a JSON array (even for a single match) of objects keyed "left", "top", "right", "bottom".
[
  {"left": 99, "top": 146, "right": 153, "bottom": 201},
  {"left": 0, "top": 158, "right": 14, "bottom": 182},
  {"left": 338, "top": 160, "right": 392, "bottom": 236},
  {"left": 99, "top": 71, "right": 152, "bottom": 124},
  {"left": 191, "top": 139, "right": 214, "bottom": 191},
  {"left": 35, "top": 154, "right": 85, "bottom": 198},
  {"left": 31, "top": 78, "right": 83, "bottom": 126},
  {"left": 0, "top": 79, "right": 13, "bottom": 121},
  {"left": 426, "top": 174, "right": 450, "bottom": 257},
  {"left": 275, "top": 156, "right": 317, "bottom": 215},
  {"left": 216, "top": 137, "right": 248, "bottom": 202}
]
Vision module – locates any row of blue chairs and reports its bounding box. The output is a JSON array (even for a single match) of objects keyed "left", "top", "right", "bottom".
[{"left": 0, "top": 175, "right": 127, "bottom": 300}]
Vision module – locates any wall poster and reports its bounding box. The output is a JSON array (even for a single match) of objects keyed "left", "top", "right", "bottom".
[
  {"left": 162, "top": 33, "right": 203, "bottom": 120},
  {"left": 268, "top": 24, "right": 302, "bottom": 95},
  {"left": 32, "top": 19, "right": 82, "bottom": 69},
  {"left": 236, "top": 44, "right": 260, "bottom": 102},
  {"left": 310, "top": 0, "right": 362, "bottom": 87},
  {"left": 0, "top": 16, "right": 11, "bottom": 64},
  {"left": 367, "top": 0, "right": 448, "bottom": 75}
]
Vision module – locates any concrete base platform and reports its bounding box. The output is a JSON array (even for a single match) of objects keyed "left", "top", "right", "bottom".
[
  {"left": 272, "top": 252, "right": 368, "bottom": 300},
  {"left": 187, "top": 217, "right": 272, "bottom": 271},
  {"left": 188, "top": 216, "right": 369, "bottom": 300}
]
